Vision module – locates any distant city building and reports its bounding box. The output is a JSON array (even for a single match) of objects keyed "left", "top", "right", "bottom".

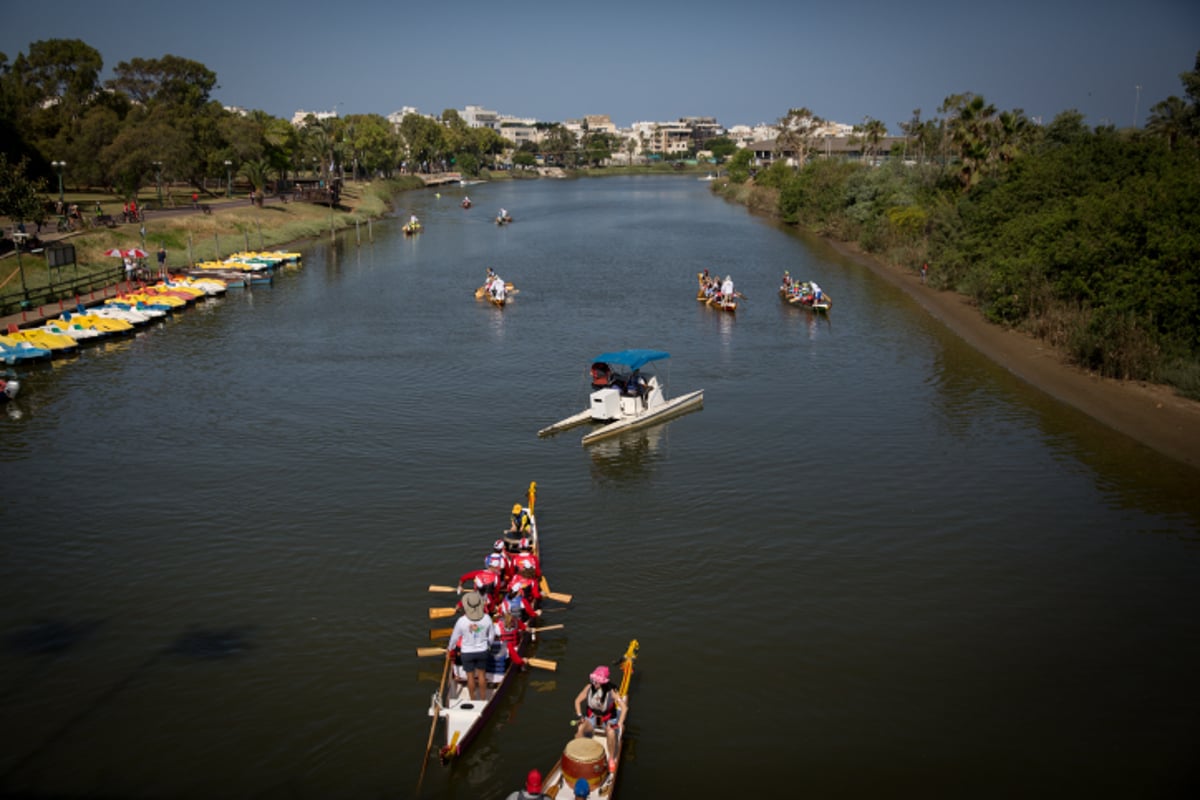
[
  {"left": 499, "top": 122, "right": 542, "bottom": 148},
  {"left": 583, "top": 114, "right": 618, "bottom": 135},
  {"left": 499, "top": 114, "right": 540, "bottom": 126},
  {"left": 386, "top": 107, "right": 426, "bottom": 127},
  {"left": 461, "top": 105, "right": 500, "bottom": 130},
  {"left": 292, "top": 108, "right": 339, "bottom": 127}
]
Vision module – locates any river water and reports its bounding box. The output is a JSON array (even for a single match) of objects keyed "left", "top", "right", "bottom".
[{"left": 2, "top": 176, "right": 1198, "bottom": 799}]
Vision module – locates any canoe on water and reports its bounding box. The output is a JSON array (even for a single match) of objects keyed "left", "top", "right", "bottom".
[
  {"left": 419, "top": 481, "right": 562, "bottom": 768},
  {"left": 474, "top": 282, "right": 517, "bottom": 303},
  {"left": 695, "top": 272, "right": 739, "bottom": 312},
  {"left": 542, "top": 640, "right": 639, "bottom": 799},
  {"left": 779, "top": 281, "right": 832, "bottom": 311}
]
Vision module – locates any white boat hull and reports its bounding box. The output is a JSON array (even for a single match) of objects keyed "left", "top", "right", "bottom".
[
  {"left": 539, "top": 390, "right": 704, "bottom": 444},
  {"left": 581, "top": 390, "right": 703, "bottom": 444}
]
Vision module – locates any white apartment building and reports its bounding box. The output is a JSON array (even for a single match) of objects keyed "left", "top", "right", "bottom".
[
  {"left": 462, "top": 105, "right": 500, "bottom": 130},
  {"left": 291, "top": 108, "right": 339, "bottom": 127},
  {"left": 386, "top": 107, "right": 425, "bottom": 127}
]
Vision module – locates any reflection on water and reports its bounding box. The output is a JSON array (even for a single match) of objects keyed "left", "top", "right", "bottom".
[{"left": 588, "top": 424, "right": 666, "bottom": 483}]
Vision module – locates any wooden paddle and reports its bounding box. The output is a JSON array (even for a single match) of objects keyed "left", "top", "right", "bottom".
[
  {"left": 429, "top": 584, "right": 458, "bottom": 593},
  {"left": 544, "top": 590, "right": 573, "bottom": 604},
  {"left": 530, "top": 623, "right": 564, "bottom": 635},
  {"left": 429, "top": 607, "right": 457, "bottom": 619},
  {"left": 430, "top": 627, "right": 453, "bottom": 640},
  {"left": 417, "top": 650, "right": 452, "bottom": 793},
  {"left": 417, "top": 647, "right": 557, "bottom": 671},
  {"left": 417, "top": 646, "right": 449, "bottom": 657}
]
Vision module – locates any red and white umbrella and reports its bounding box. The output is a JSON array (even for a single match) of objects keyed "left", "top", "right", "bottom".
[
  {"left": 124, "top": 247, "right": 149, "bottom": 259},
  {"left": 104, "top": 248, "right": 125, "bottom": 257}
]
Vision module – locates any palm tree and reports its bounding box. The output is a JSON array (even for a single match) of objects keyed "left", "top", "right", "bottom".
[
  {"left": 239, "top": 158, "right": 269, "bottom": 202},
  {"left": 1147, "top": 96, "right": 1188, "bottom": 150},
  {"left": 940, "top": 93, "right": 997, "bottom": 189},
  {"left": 853, "top": 117, "right": 888, "bottom": 163},
  {"left": 995, "top": 109, "right": 1034, "bottom": 164}
]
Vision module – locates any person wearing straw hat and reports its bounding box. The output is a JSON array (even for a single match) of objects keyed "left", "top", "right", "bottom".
[
  {"left": 447, "top": 591, "right": 495, "bottom": 701},
  {"left": 573, "top": 665, "right": 627, "bottom": 773},
  {"left": 504, "top": 768, "right": 552, "bottom": 800}
]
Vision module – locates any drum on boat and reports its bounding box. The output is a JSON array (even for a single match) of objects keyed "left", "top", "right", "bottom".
[{"left": 561, "top": 737, "right": 607, "bottom": 790}]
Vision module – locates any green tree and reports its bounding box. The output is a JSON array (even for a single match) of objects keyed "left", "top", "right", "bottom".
[
  {"left": 105, "top": 55, "right": 217, "bottom": 110},
  {"left": 0, "top": 153, "right": 49, "bottom": 225},
  {"left": 852, "top": 117, "right": 888, "bottom": 162},
  {"left": 775, "top": 107, "right": 823, "bottom": 168},
  {"left": 398, "top": 113, "right": 446, "bottom": 171},
  {"left": 940, "top": 92, "right": 997, "bottom": 189},
  {"left": 347, "top": 113, "right": 399, "bottom": 177},
  {"left": 726, "top": 148, "right": 754, "bottom": 182},
  {"left": 706, "top": 136, "right": 737, "bottom": 161},
  {"left": 1147, "top": 96, "right": 1190, "bottom": 150},
  {"left": 539, "top": 124, "right": 576, "bottom": 167}
]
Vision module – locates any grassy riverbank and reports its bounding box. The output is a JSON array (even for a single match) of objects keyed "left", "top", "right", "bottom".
[{"left": 1, "top": 177, "right": 424, "bottom": 311}]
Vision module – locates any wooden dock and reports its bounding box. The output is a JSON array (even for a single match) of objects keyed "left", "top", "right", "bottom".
[{"left": 419, "top": 172, "right": 463, "bottom": 187}]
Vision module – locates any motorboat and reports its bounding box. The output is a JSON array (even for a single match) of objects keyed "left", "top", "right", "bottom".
[{"left": 537, "top": 349, "right": 703, "bottom": 445}]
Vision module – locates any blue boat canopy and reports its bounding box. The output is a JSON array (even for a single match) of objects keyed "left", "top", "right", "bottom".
[{"left": 592, "top": 349, "right": 671, "bottom": 371}]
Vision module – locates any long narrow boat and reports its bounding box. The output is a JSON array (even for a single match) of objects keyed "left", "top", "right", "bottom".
[
  {"left": 779, "top": 279, "right": 832, "bottom": 312},
  {"left": 696, "top": 271, "right": 738, "bottom": 312},
  {"left": 474, "top": 280, "right": 516, "bottom": 307},
  {"left": 542, "top": 640, "right": 639, "bottom": 799},
  {"left": 427, "top": 481, "right": 546, "bottom": 763},
  {"left": 537, "top": 350, "right": 703, "bottom": 445}
]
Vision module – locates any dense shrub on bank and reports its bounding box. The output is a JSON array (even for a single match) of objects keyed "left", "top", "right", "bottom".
[{"left": 719, "top": 89, "right": 1200, "bottom": 398}]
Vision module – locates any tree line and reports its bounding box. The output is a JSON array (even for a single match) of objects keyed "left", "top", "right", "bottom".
[
  {"left": 0, "top": 38, "right": 605, "bottom": 224},
  {"left": 720, "top": 52, "right": 1200, "bottom": 398}
]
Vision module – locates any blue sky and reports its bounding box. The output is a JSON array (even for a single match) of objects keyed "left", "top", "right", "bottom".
[{"left": 3, "top": 0, "right": 1197, "bottom": 134}]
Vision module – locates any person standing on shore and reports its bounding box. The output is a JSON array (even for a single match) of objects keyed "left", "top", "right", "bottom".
[
  {"left": 921, "top": 262, "right": 928, "bottom": 284},
  {"left": 157, "top": 245, "right": 168, "bottom": 279}
]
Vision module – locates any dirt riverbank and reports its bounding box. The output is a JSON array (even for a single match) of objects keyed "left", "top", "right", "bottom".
[{"left": 825, "top": 238, "right": 1200, "bottom": 470}]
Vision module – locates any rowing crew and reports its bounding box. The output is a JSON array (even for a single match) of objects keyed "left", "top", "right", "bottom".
[
  {"left": 458, "top": 538, "right": 541, "bottom": 617},
  {"left": 697, "top": 269, "right": 736, "bottom": 302},
  {"left": 485, "top": 267, "right": 508, "bottom": 301}
]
